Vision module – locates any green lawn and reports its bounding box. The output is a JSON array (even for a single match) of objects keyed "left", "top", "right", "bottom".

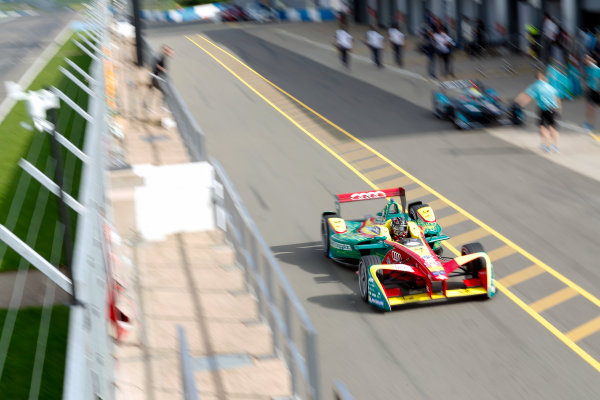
[
  {"left": 0, "top": 3, "right": 36, "bottom": 12},
  {"left": 0, "top": 35, "right": 91, "bottom": 271},
  {"left": 0, "top": 32, "right": 90, "bottom": 399},
  {"left": 0, "top": 306, "right": 70, "bottom": 399}
]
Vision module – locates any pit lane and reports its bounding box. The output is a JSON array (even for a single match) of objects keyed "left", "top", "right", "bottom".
[{"left": 147, "top": 24, "right": 600, "bottom": 399}]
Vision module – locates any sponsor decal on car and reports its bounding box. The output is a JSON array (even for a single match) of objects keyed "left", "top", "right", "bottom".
[
  {"left": 363, "top": 226, "right": 381, "bottom": 236},
  {"left": 423, "top": 255, "right": 443, "bottom": 271},
  {"left": 350, "top": 191, "right": 386, "bottom": 201},
  {"left": 389, "top": 250, "right": 403, "bottom": 262},
  {"left": 417, "top": 207, "right": 436, "bottom": 223},
  {"left": 330, "top": 240, "right": 352, "bottom": 251},
  {"left": 329, "top": 218, "right": 347, "bottom": 233},
  {"left": 388, "top": 264, "right": 414, "bottom": 273},
  {"left": 369, "top": 296, "right": 385, "bottom": 308}
]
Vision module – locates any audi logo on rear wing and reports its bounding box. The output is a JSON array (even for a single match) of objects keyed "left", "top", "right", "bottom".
[
  {"left": 336, "top": 187, "right": 405, "bottom": 203},
  {"left": 350, "top": 191, "right": 386, "bottom": 200},
  {"left": 440, "top": 79, "right": 476, "bottom": 90},
  {"left": 334, "top": 187, "right": 407, "bottom": 217}
]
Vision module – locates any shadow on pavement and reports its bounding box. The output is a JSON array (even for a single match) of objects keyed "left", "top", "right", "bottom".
[{"left": 270, "top": 240, "right": 489, "bottom": 313}]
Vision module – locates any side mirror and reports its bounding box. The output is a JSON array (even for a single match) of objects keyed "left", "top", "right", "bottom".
[{"left": 376, "top": 212, "right": 382, "bottom": 216}]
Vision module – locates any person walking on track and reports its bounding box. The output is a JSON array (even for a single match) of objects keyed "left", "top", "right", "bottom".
[
  {"left": 388, "top": 22, "right": 405, "bottom": 66},
  {"left": 335, "top": 24, "right": 353, "bottom": 69},
  {"left": 433, "top": 26, "right": 455, "bottom": 78},
  {"left": 366, "top": 25, "right": 385, "bottom": 68},
  {"left": 515, "top": 68, "right": 562, "bottom": 153}
]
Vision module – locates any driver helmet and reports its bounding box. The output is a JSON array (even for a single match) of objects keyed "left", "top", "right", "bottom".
[
  {"left": 391, "top": 217, "right": 408, "bottom": 239},
  {"left": 468, "top": 87, "right": 482, "bottom": 97}
]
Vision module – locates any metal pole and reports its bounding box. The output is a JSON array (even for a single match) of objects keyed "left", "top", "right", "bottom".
[
  {"left": 47, "top": 108, "right": 80, "bottom": 306},
  {"left": 306, "top": 330, "right": 321, "bottom": 400},
  {"left": 131, "top": 0, "right": 144, "bottom": 67}
]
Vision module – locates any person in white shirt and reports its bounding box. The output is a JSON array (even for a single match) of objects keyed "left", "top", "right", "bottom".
[
  {"left": 433, "top": 26, "right": 455, "bottom": 77},
  {"left": 388, "top": 22, "right": 405, "bottom": 66},
  {"left": 542, "top": 13, "right": 559, "bottom": 64},
  {"left": 366, "top": 25, "right": 385, "bottom": 68},
  {"left": 335, "top": 25, "right": 353, "bottom": 68}
]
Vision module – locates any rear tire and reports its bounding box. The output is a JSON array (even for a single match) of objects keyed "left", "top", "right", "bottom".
[
  {"left": 321, "top": 213, "right": 338, "bottom": 257},
  {"left": 461, "top": 242, "right": 485, "bottom": 278},
  {"left": 409, "top": 202, "right": 429, "bottom": 222},
  {"left": 358, "top": 255, "right": 380, "bottom": 302}
]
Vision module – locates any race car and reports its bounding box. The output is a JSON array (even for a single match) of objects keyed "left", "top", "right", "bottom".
[
  {"left": 432, "top": 79, "right": 524, "bottom": 129},
  {"left": 321, "top": 187, "right": 496, "bottom": 311}
]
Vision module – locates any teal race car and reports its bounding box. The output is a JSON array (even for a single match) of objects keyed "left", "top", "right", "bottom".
[
  {"left": 321, "top": 187, "right": 496, "bottom": 310},
  {"left": 321, "top": 187, "right": 447, "bottom": 263}
]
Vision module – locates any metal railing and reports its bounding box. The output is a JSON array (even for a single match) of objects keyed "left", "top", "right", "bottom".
[
  {"left": 178, "top": 325, "right": 200, "bottom": 400},
  {"left": 333, "top": 380, "right": 354, "bottom": 400},
  {"left": 212, "top": 158, "right": 321, "bottom": 400},
  {"left": 142, "top": 38, "right": 207, "bottom": 162},
  {"left": 63, "top": 1, "right": 116, "bottom": 399},
  {"left": 0, "top": 0, "right": 113, "bottom": 397}
]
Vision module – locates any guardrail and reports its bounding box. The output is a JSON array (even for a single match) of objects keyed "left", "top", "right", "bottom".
[
  {"left": 62, "top": 1, "right": 116, "bottom": 399},
  {"left": 333, "top": 379, "right": 355, "bottom": 400},
  {"left": 211, "top": 158, "right": 321, "bottom": 400},
  {"left": 141, "top": 27, "right": 355, "bottom": 400},
  {"left": 141, "top": 38, "right": 207, "bottom": 162}
]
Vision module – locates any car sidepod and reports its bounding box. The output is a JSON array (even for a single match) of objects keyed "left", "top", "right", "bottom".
[{"left": 329, "top": 234, "right": 361, "bottom": 260}]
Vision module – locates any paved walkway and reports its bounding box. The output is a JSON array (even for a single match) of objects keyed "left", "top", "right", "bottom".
[{"left": 108, "top": 33, "right": 291, "bottom": 399}]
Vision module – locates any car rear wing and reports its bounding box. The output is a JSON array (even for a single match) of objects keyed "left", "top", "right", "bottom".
[
  {"left": 335, "top": 187, "right": 406, "bottom": 216},
  {"left": 439, "top": 79, "right": 478, "bottom": 91}
]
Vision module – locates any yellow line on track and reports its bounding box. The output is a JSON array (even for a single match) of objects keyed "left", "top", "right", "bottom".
[
  {"left": 529, "top": 287, "right": 578, "bottom": 313},
  {"left": 442, "top": 241, "right": 600, "bottom": 373},
  {"left": 185, "top": 35, "right": 378, "bottom": 192},
  {"left": 185, "top": 33, "right": 600, "bottom": 373},
  {"left": 566, "top": 316, "right": 600, "bottom": 342}
]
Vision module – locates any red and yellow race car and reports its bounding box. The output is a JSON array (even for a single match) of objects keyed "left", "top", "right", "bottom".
[{"left": 321, "top": 187, "right": 497, "bottom": 311}]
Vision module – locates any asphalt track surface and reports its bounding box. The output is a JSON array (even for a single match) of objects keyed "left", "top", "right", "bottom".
[
  {"left": 0, "top": 12, "right": 72, "bottom": 101},
  {"left": 148, "top": 25, "right": 600, "bottom": 399}
]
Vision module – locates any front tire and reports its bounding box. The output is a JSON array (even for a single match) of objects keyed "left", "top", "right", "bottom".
[
  {"left": 358, "top": 255, "right": 380, "bottom": 302},
  {"left": 453, "top": 109, "right": 470, "bottom": 130},
  {"left": 461, "top": 242, "right": 485, "bottom": 278}
]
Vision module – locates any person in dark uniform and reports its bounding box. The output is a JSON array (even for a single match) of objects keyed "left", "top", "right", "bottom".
[{"left": 150, "top": 45, "right": 174, "bottom": 92}]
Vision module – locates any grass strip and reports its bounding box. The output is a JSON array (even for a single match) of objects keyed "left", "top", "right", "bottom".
[
  {"left": 0, "top": 306, "right": 70, "bottom": 399},
  {"left": 0, "top": 35, "right": 91, "bottom": 271}
]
